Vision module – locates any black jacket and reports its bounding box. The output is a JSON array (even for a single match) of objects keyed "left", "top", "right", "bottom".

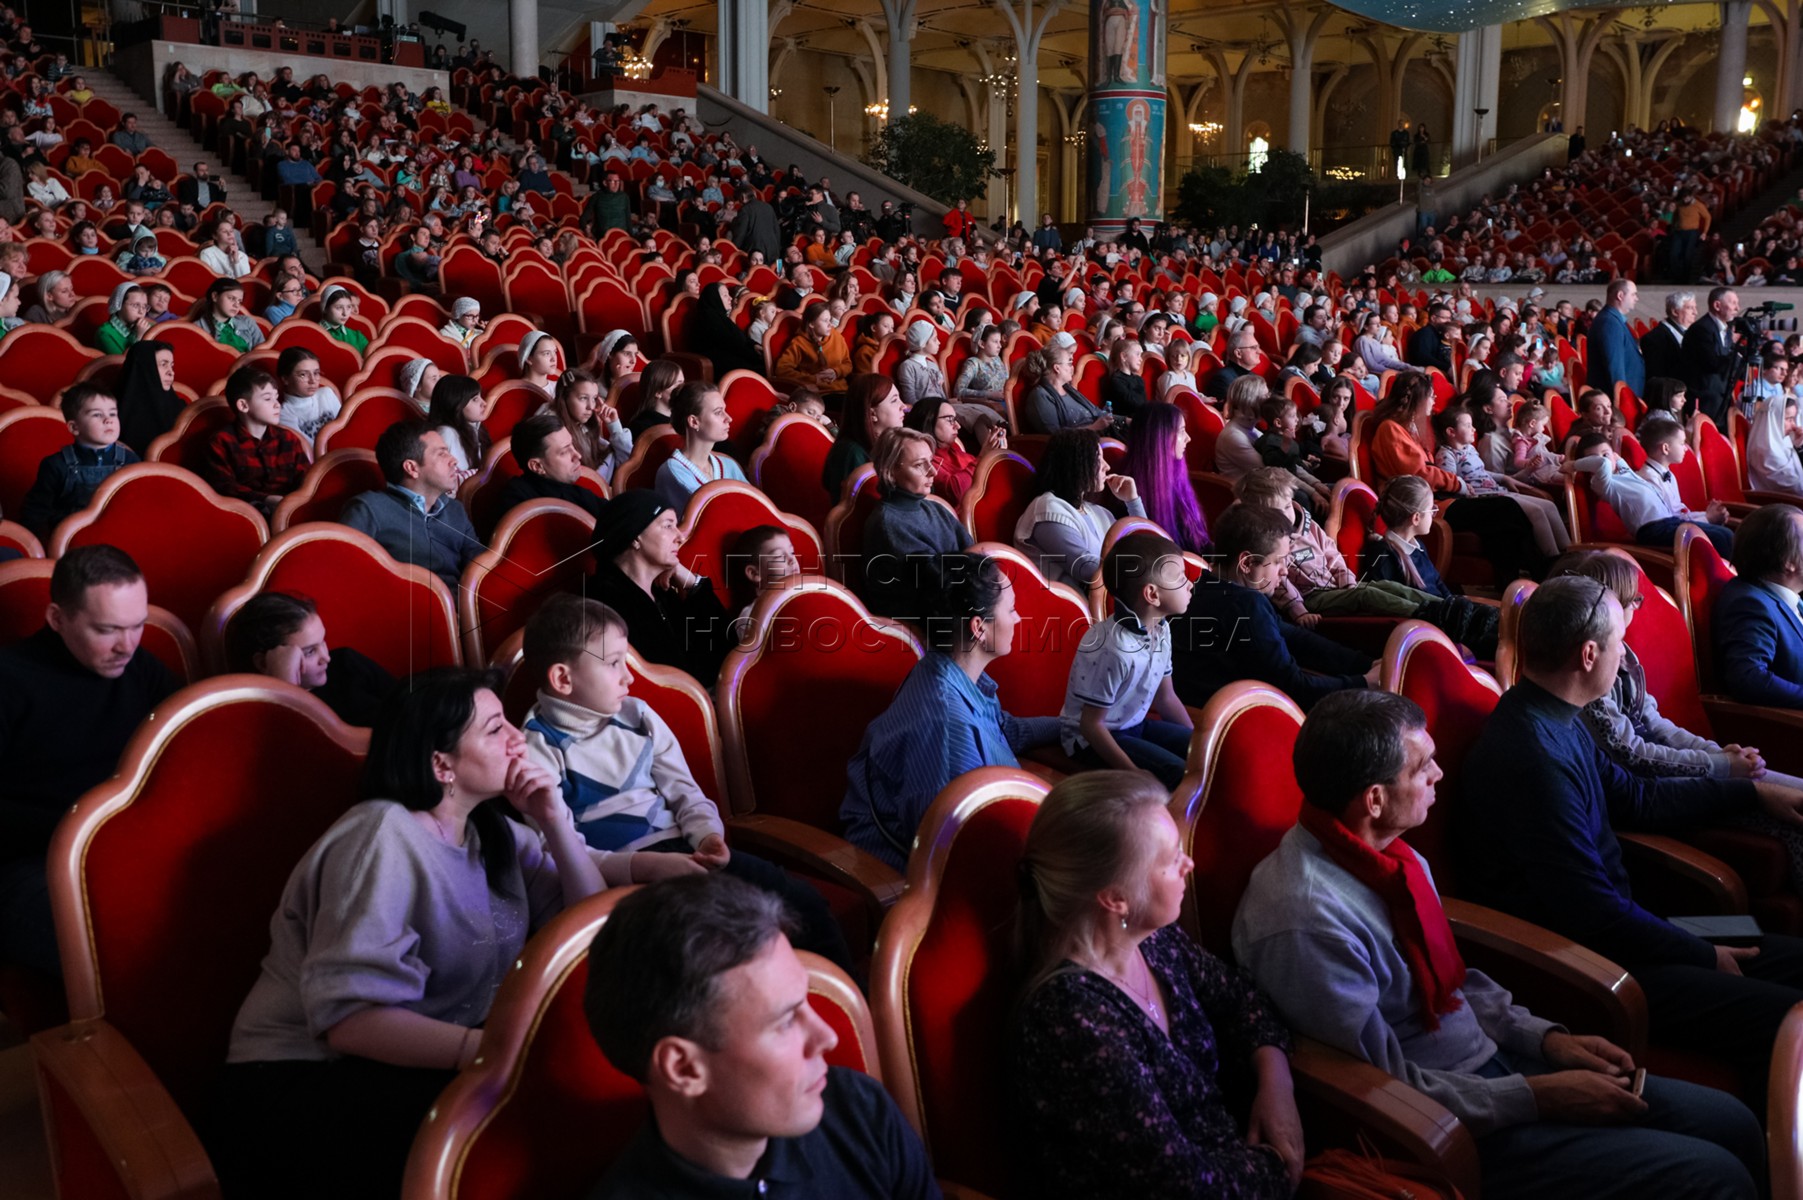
[
  {"left": 496, "top": 472, "right": 606, "bottom": 522},
  {"left": 1640, "top": 321, "right": 1686, "bottom": 387},
  {"left": 1170, "top": 580, "right": 1371, "bottom": 712},
  {"left": 1680, "top": 314, "right": 1738, "bottom": 424}
]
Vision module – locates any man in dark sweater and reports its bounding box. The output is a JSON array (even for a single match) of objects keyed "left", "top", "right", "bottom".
[
  {"left": 339, "top": 419, "right": 482, "bottom": 593},
  {"left": 1171, "top": 505, "right": 1378, "bottom": 711},
  {"left": 496, "top": 413, "right": 606, "bottom": 522},
  {"left": 1459, "top": 575, "right": 1803, "bottom": 1090},
  {"left": 1405, "top": 303, "right": 1456, "bottom": 373},
  {"left": 0, "top": 546, "right": 177, "bottom": 977}
]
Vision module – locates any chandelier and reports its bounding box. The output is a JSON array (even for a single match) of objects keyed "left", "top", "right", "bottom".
[{"left": 619, "top": 51, "right": 652, "bottom": 81}]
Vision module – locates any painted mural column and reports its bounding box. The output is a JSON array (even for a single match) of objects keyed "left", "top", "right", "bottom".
[{"left": 1086, "top": 0, "right": 1166, "bottom": 233}]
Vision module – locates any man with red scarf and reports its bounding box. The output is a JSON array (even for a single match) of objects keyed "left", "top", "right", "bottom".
[{"left": 1235, "top": 690, "right": 1764, "bottom": 1199}]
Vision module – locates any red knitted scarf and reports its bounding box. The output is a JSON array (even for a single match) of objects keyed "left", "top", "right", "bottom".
[{"left": 1297, "top": 805, "right": 1467, "bottom": 1030}]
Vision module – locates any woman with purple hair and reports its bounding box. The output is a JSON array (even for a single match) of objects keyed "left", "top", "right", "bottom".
[{"left": 1121, "top": 403, "right": 1211, "bottom": 554}]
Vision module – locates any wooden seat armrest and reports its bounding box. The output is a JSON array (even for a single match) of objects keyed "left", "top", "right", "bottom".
[
  {"left": 1443, "top": 897, "right": 1648, "bottom": 1055},
  {"left": 1289, "top": 1038, "right": 1480, "bottom": 1197},
  {"left": 1741, "top": 493, "right": 1797, "bottom": 511},
  {"left": 30, "top": 1018, "right": 219, "bottom": 1200},
  {"left": 1618, "top": 832, "right": 1748, "bottom": 916},
  {"left": 1767, "top": 1003, "right": 1803, "bottom": 1200},
  {"left": 1700, "top": 698, "right": 1803, "bottom": 777},
  {"left": 726, "top": 814, "right": 906, "bottom": 909}
]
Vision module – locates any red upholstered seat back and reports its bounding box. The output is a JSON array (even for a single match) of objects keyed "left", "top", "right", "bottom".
[
  {"left": 0, "top": 558, "right": 53, "bottom": 645},
  {"left": 481, "top": 381, "right": 550, "bottom": 443},
  {"left": 978, "top": 543, "right": 1091, "bottom": 718},
  {"left": 823, "top": 466, "right": 882, "bottom": 592},
  {"left": 1170, "top": 389, "right": 1224, "bottom": 473},
  {"left": 316, "top": 390, "right": 423, "bottom": 455},
  {"left": 1566, "top": 472, "right": 1636, "bottom": 544},
  {"left": 0, "top": 407, "right": 77, "bottom": 518},
  {"left": 718, "top": 370, "right": 781, "bottom": 459},
  {"left": 152, "top": 322, "right": 243, "bottom": 396},
  {"left": 576, "top": 277, "right": 648, "bottom": 342},
  {"left": 267, "top": 322, "right": 363, "bottom": 390},
  {"left": 207, "top": 526, "right": 460, "bottom": 678},
  {"left": 1332, "top": 479, "right": 1380, "bottom": 574},
  {"left": 897, "top": 794, "right": 1039, "bottom": 1198},
  {"left": 1627, "top": 563, "right": 1714, "bottom": 740},
  {"left": 1670, "top": 445, "right": 1710, "bottom": 511},
  {"left": 612, "top": 428, "right": 681, "bottom": 494},
  {"left": 1387, "top": 622, "right": 1501, "bottom": 893},
  {"left": 462, "top": 500, "right": 597, "bottom": 667},
  {"left": 53, "top": 464, "right": 267, "bottom": 630},
  {"left": 1694, "top": 417, "right": 1747, "bottom": 505},
  {"left": 404, "top": 890, "right": 873, "bottom": 1200},
  {"left": 1175, "top": 684, "right": 1306, "bottom": 955},
  {"left": 1677, "top": 524, "right": 1735, "bottom": 693},
  {"left": 441, "top": 246, "right": 506, "bottom": 315},
  {"left": 146, "top": 395, "right": 233, "bottom": 475},
  {"left": 0, "top": 325, "right": 100, "bottom": 400},
  {"left": 960, "top": 451, "right": 1035, "bottom": 544},
  {"left": 504, "top": 259, "right": 574, "bottom": 347},
  {"left": 751, "top": 414, "right": 835, "bottom": 536},
  {"left": 720, "top": 579, "right": 921, "bottom": 826},
  {"left": 677, "top": 480, "right": 824, "bottom": 586},
  {"left": 271, "top": 450, "right": 386, "bottom": 532},
  {"left": 56, "top": 683, "right": 367, "bottom": 1117},
  {"left": 627, "top": 651, "right": 728, "bottom": 803}
]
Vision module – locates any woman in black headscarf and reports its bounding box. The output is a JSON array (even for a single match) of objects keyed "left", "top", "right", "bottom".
[
  {"left": 117, "top": 338, "right": 184, "bottom": 457},
  {"left": 688, "top": 281, "right": 764, "bottom": 380}
]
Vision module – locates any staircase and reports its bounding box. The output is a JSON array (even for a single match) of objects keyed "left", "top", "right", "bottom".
[{"left": 84, "top": 71, "right": 331, "bottom": 275}]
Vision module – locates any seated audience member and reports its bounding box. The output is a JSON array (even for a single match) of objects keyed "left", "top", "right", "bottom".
[
  {"left": 202, "top": 367, "right": 310, "bottom": 516},
  {"left": 518, "top": 596, "right": 851, "bottom": 971},
  {"left": 1235, "top": 468, "right": 1427, "bottom": 620},
  {"left": 1174, "top": 503, "right": 1377, "bottom": 711},
  {"left": 1099, "top": 338, "right": 1148, "bottom": 418},
  {"left": 894, "top": 320, "right": 948, "bottom": 411},
  {"left": 545, "top": 368, "right": 631, "bottom": 482},
  {"left": 1364, "top": 476, "right": 1500, "bottom": 658},
  {"left": 1461, "top": 575, "right": 1803, "bottom": 1092},
  {"left": 263, "top": 274, "right": 309, "bottom": 326},
  {"left": 1433, "top": 405, "right": 1569, "bottom": 560},
  {"left": 653, "top": 381, "right": 748, "bottom": 511},
  {"left": 116, "top": 338, "right": 182, "bottom": 457},
  {"left": 842, "top": 552, "right": 1059, "bottom": 869},
  {"left": 1746, "top": 396, "right": 1803, "bottom": 496},
  {"left": 1121, "top": 402, "right": 1210, "bottom": 553},
  {"left": 22, "top": 269, "right": 76, "bottom": 325},
  {"left": 581, "top": 874, "right": 937, "bottom": 1199},
  {"left": 339, "top": 419, "right": 481, "bottom": 592},
  {"left": 1022, "top": 345, "right": 1109, "bottom": 435},
  {"left": 95, "top": 283, "right": 152, "bottom": 356},
  {"left": 276, "top": 346, "right": 343, "bottom": 455},
  {"left": 1556, "top": 550, "right": 1803, "bottom": 886},
  {"left": 627, "top": 359, "right": 682, "bottom": 440},
  {"left": 198, "top": 222, "right": 252, "bottom": 278},
  {"left": 1059, "top": 530, "right": 1195, "bottom": 788},
  {"left": 222, "top": 592, "right": 395, "bottom": 728},
  {"left": 1566, "top": 418, "right": 1734, "bottom": 557},
  {"left": 1012, "top": 772, "right": 1302, "bottom": 1199},
  {"left": 201, "top": 278, "right": 264, "bottom": 352},
  {"left": 590, "top": 491, "right": 731, "bottom": 686},
  {"left": 860, "top": 428, "right": 974, "bottom": 622},
  {"left": 19, "top": 384, "right": 139, "bottom": 539},
  {"left": 1214, "top": 375, "right": 1268, "bottom": 483},
  {"left": 823, "top": 374, "right": 906, "bottom": 499},
  {"left": 1255, "top": 392, "right": 1332, "bottom": 509},
  {"left": 1715, "top": 502, "right": 1803, "bottom": 708},
  {"left": 1205, "top": 328, "right": 1264, "bottom": 400},
  {"left": 1014, "top": 428, "right": 1146, "bottom": 586},
  {"left": 905, "top": 395, "right": 1000, "bottom": 505},
  {"left": 724, "top": 525, "right": 802, "bottom": 634},
  {"left": 0, "top": 547, "right": 178, "bottom": 979},
  {"left": 951, "top": 323, "right": 1009, "bottom": 424},
  {"left": 214, "top": 667, "right": 603, "bottom": 1200},
  {"left": 1235, "top": 690, "right": 1764, "bottom": 1200},
  {"left": 427, "top": 374, "right": 492, "bottom": 480},
  {"left": 441, "top": 297, "right": 482, "bottom": 348},
  {"left": 772, "top": 301, "right": 851, "bottom": 397},
  {"left": 319, "top": 284, "right": 370, "bottom": 355},
  {"left": 496, "top": 412, "right": 606, "bottom": 520},
  {"left": 397, "top": 358, "right": 441, "bottom": 413}
]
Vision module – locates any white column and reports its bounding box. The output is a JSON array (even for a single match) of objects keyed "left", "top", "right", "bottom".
[
  {"left": 986, "top": 83, "right": 1009, "bottom": 219},
  {"left": 718, "top": 0, "right": 771, "bottom": 113},
  {"left": 1715, "top": 0, "right": 1752, "bottom": 133},
  {"left": 509, "top": 0, "right": 538, "bottom": 80},
  {"left": 1016, "top": 62, "right": 1039, "bottom": 224},
  {"left": 880, "top": 0, "right": 918, "bottom": 123},
  {"left": 1288, "top": 58, "right": 1311, "bottom": 159},
  {"left": 1451, "top": 24, "right": 1502, "bottom": 168}
]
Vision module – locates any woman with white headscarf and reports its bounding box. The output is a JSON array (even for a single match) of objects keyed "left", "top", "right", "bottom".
[
  {"left": 894, "top": 319, "right": 946, "bottom": 411},
  {"left": 440, "top": 296, "right": 482, "bottom": 348},
  {"left": 96, "top": 282, "right": 151, "bottom": 355},
  {"left": 0, "top": 272, "right": 24, "bottom": 342},
  {"left": 1748, "top": 394, "right": 1803, "bottom": 496},
  {"left": 396, "top": 357, "right": 441, "bottom": 412},
  {"left": 517, "top": 330, "right": 562, "bottom": 396}
]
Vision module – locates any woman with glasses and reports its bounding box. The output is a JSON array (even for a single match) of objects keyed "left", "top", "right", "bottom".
[{"left": 264, "top": 277, "right": 309, "bottom": 325}]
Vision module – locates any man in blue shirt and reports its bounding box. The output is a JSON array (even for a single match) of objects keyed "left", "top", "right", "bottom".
[
  {"left": 273, "top": 144, "right": 323, "bottom": 188},
  {"left": 583, "top": 874, "right": 939, "bottom": 1199},
  {"left": 339, "top": 419, "right": 481, "bottom": 592},
  {"left": 1587, "top": 278, "right": 1646, "bottom": 398},
  {"left": 1460, "top": 575, "right": 1803, "bottom": 1092}
]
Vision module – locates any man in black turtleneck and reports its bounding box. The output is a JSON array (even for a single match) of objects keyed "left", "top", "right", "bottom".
[
  {"left": 0, "top": 546, "right": 177, "bottom": 977},
  {"left": 495, "top": 412, "right": 608, "bottom": 523}
]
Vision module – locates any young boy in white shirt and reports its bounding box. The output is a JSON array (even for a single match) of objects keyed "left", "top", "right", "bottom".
[
  {"left": 1059, "top": 529, "right": 1195, "bottom": 787},
  {"left": 1565, "top": 415, "right": 1734, "bottom": 556}
]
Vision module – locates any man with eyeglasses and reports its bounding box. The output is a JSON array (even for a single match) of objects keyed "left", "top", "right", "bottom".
[
  {"left": 1461, "top": 575, "right": 1803, "bottom": 1098},
  {"left": 1204, "top": 330, "right": 1265, "bottom": 401}
]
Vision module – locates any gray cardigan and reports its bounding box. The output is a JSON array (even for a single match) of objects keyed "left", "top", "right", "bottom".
[
  {"left": 340, "top": 484, "right": 481, "bottom": 592},
  {"left": 1233, "top": 824, "right": 1560, "bottom": 1135}
]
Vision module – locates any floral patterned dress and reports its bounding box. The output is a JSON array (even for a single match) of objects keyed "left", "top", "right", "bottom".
[{"left": 1010, "top": 924, "right": 1293, "bottom": 1199}]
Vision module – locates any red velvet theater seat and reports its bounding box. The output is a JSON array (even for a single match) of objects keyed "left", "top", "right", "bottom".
[
  {"left": 459, "top": 498, "right": 598, "bottom": 666},
  {"left": 401, "top": 888, "right": 876, "bottom": 1200},
  {"left": 969, "top": 541, "right": 1090, "bottom": 720},
  {"left": 203, "top": 523, "right": 461, "bottom": 677},
  {"left": 676, "top": 478, "right": 823, "bottom": 586},
  {"left": 957, "top": 450, "right": 1035, "bottom": 545},
  {"left": 271, "top": 449, "right": 387, "bottom": 533},
  {"left": 749, "top": 413, "right": 836, "bottom": 537},
  {"left": 32, "top": 681, "right": 369, "bottom": 1199},
  {"left": 0, "top": 406, "right": 78, "bottom": 519},
  {"left": 315, "top": 389, "right": 424, "bottom": 456}
]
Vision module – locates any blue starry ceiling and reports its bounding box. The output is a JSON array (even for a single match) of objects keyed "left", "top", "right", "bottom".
[{"left": 1322, "top": 0, "right": 1679, "bottom": 34}]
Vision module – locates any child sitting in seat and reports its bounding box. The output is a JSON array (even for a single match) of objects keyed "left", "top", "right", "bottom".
[
  {"left": 18, "top": 383, "right": 139, "bottom": 539},
  {"left": 746, "top": 298, "right": 779, "bottom": 347},
  {"left": 725, "top": 523, "right": 801, "bottom": 636},
  {"left": 201, "top": 366, "right": 310, "bottom": 517},
  {"left": 1254, "top": 394, "right": 1332, "bottom": 511},
  {"left": 1432, "top": 405, "right": 1569, "bottom": 560},
  {"left": 1059, "top": 529, "right": 1195, "bottom": 788},
  {"left": 1363, "top": 475, "right": 1499, "bottom": 659},
  {"left": 1509, "top": 400, "right": 1566, "bottom": 488},
  {"left": 519, "top": 595, "right": 853, "bottom": 972}
]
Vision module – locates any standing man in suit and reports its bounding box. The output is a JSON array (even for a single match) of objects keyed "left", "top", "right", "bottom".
[
  {"left": 1641, "top": 291, "right": 1695, "bottom": 385},
  {"left": 1586, "top": 279, "right": 1645, "bottom": 398},
  {"left": 1680, "top": 286, "right": 1741, "bottom": 427},
  {"left": 1714, "top": 502, "right": 1803, "bottom": 709}
]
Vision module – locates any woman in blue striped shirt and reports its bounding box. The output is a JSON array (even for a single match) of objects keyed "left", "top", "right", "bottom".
[{"left": 840, "top": 552, "right": 1061, "bottom": 870}]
